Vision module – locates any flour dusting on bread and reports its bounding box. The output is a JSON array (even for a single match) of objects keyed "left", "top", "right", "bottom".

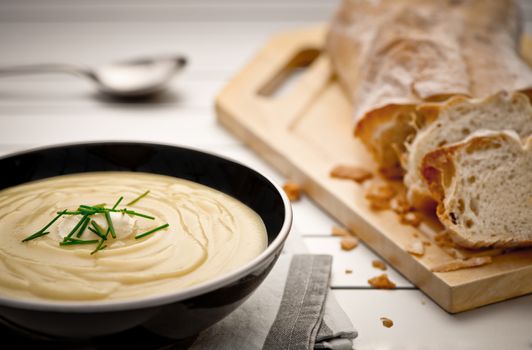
[{"left": 327, "top": 0, "right": 532, "bottom": 178}]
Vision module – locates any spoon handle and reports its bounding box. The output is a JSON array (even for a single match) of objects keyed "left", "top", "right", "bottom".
[{"left": 0, "top": 63, "right": 93, "bottom": 78}]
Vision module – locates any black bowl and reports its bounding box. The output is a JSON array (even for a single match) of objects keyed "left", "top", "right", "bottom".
[{"left": 0, "top": 142, "right": 292, "bottom": 339}]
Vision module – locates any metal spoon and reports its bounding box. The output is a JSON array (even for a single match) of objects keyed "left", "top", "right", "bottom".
[{"left": 0, "top": 54, "right": 187, "bottom": 98}]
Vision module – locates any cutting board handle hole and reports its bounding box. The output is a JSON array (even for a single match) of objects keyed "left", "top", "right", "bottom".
[{"left": 258, "top": 48, "right": 320, "bottom": 98}]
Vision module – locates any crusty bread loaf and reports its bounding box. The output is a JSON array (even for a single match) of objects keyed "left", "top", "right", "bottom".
[
  {"left": 405, "top": 91, "right": 532, "bottom": 210},
  {"left": 326, "top": 0, "right": 532, "bottom": 178},
  {"left": 421, "top": 131, "right": 532, "bottom": 248}
]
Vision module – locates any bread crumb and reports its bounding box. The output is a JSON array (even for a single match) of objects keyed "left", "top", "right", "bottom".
[
  {"left": 434, "top": 230, "right": 455, "bottom": 248},
  {"left": 345, "top": 268, "right": 353, "bottom": 274},
  {"left": 368, "top": 273, "right": 396, "bottom": 289},
  {"left": 442, "top": 246, "right": 467, "bottom": 259},
  {"left": 365, "top": 183, "right": 396, "bottom": 210},
  {"left": 406, "top": 239, "right": 425, "bottom": 257},
  {"left": 421, "top": 300, "right": 427, "bottom": 305},
  {"left": 368, "top": 197, "right": 391, "bottom": 210},
  {"left": 369, "top": 183, "right": 396, "bottom": 199},
  {"left": 372, "top": 260, "right": 387, "bottom": 270},
  {"left": 380, "top": 317, "right": 394, "bottom": 328},
  {"left": 332, "top": 226, "right": 352, "bottom": 237},
  {"left": 340, "top": 237, "right": 359, "bottom": 251},
  {"left": 283, "top": 182, "right": 302, "bottom": 201},
  {"left": 399, "top": 211, "right": 422, "bottom": 227},
  {"left": 330, "top": 164, "right": 373, "bottom": 183},
  {"left": 390, "top": 195, "right": 412, "bottom": 215},
  {"left": 431, "top": 256, "right": 492, "bottom": 272}
]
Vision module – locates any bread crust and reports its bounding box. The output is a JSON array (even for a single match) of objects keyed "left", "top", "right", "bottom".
[{"left": 327, "top": 0, "right": 532, "bottom": 176}]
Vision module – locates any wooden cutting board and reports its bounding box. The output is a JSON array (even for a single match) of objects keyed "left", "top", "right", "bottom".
[{"left": 215, "top": 24, "right": 532, "bottom": 313}]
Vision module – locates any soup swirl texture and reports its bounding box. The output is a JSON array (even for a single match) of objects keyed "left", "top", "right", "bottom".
[{"left": 0, "top": 172, "right": 267, "bottom": 302}]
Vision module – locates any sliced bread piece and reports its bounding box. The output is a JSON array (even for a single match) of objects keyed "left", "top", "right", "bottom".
[
  {"left": 405, "top": 91, "right": 532, "bottom": 210},
  {"left": 421, "top": 131, "right": 532, "bottom": 248},
  {"left": 326, "top": 0, "right": 532, "bottom": 178}
]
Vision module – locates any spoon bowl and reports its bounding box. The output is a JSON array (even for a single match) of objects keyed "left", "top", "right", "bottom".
[
  {"left": 0, "top": 54, "right": 187, "bottom": 99},
  {"left": 94, "top": 55, "right": 187, "bottom": 98}
]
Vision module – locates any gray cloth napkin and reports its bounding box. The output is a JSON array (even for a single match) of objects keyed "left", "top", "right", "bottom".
[{"left": 189, "top": 232, "right": 357, "bottom": 350}]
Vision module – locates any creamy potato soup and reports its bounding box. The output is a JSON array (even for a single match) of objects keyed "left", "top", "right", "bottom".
[{"left": 0, "top": 172, "right": 267, "bottom": 302}]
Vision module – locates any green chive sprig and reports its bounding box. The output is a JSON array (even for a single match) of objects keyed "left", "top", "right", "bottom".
[
  {"left": 90, "top": 239, "right": 107, "bottom": 255},
  {"left": 89, "top": 221, "right": 107, "bottom": 240},
  {"left": 74, "top": 205, "right": 155, "bottom": 220},
  {"left": 21, "top": 231, "right": 50, "bottom": 242},
  {"left": 60, "top": 238, "right": 99, "bottom": 246},
  {"left": 112, "top": 197, "right": 123, "bottom": 210},
  {"left": 121, "top": 209, "right": 155, "bottom": 220},
  {"left": 64, "top": 214, "right": 89, "bottom": 241},
  {"left": 22, "top": 210, "right": 68, "bottom": 242},
  {"left": 104, "top": 211, "right": 116, "bottom": 239},
  {"left": 76, "top": 216, "right": 91, "bottom": 238},
  {"left": 135, "top": 223, "right": 169, "bottom": 240},
  {"left": 126, "top": 190, "right": 150, "bottom": 206}
]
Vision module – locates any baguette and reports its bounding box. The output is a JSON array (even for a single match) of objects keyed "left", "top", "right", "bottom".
[
  {"left": 326, "top": 0, "right": 532, "bottom": 178},
  {"left": 421, "top": 131, "right": 532, "bottom": 248},
  {"left": 405, "top": 91, "right": 532, "bottom": 210}
]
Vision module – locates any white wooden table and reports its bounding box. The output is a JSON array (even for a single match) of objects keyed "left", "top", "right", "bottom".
[{"left": 1, "top": 1, "right": 531, "bottom": 349}]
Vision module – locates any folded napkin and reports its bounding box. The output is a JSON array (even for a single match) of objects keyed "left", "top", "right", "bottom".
[{"left": 189, "top": 233, "right": 357, "bottom": 350}]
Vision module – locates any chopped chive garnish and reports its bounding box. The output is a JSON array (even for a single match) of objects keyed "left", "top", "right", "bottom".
[
  {"left": 121, "top": 209, "right": 155, "bottom": 220},
  {"left": 90, "top": 239, "right": 107, "bottom": 255},
  {"left": 104, "top": 211, "right": 116, "bottom": 239},
  {"left": 112, "top": 196, "right": 123, "bottom": 210},
  {"left": 60, "top": 238, "right": 99, "bottom": 246},
  {"left": 80, "top": 205, "right": 106, "bottom": 210},
  {"left": 65, "top": 214, "right": 89, "bottom": 241},
  {"left": 135, "top": 223, "right": 169, "bottom": 240},
  {"left": 76, "top": 205, "right": 154, "bottom": 220},
  {"left": 78, "top": 205, "right": 105, "bottom": 213},
  {"left": 87, "top": 226, "right": 98, "bottom": 235},
  {"left": 126, "top": 190, "right": 150, "bottom": 206},
  {"left": 24, "top": 190, "right": 167, "bottom": 253},
  {"left": 60, "top": 211, "right": 83, "bottom": 215},
  {"left": 21, "top": 231, "right": 50, "bottom": 242},
  {"left": 76, "top": 216, "right": 91, "bottom": 238},
  {"left": 90, "top": 220, "right": 104, "bottom": 233},
  {"left": 39, "top": 209, "right": 68, "bottom": 232},
  {"left": 89, "top": 221, "right": 107, "bottom": 240},
  {"left": 22, "top": 210, "right": 68, "bottom": 242}
]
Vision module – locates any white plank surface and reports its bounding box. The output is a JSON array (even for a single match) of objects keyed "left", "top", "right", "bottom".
[
  {"left": 333, "top": 290, "right": 532, "bottom": 350},
  {"left": 0, "top": 22, "right": 314, "bottom": 73},
  {"left": 0, "top": 111, "right": 238, "bottom": 146},
  {"left": 0, "top": 1, "right": 531, "bottom": 349}
]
